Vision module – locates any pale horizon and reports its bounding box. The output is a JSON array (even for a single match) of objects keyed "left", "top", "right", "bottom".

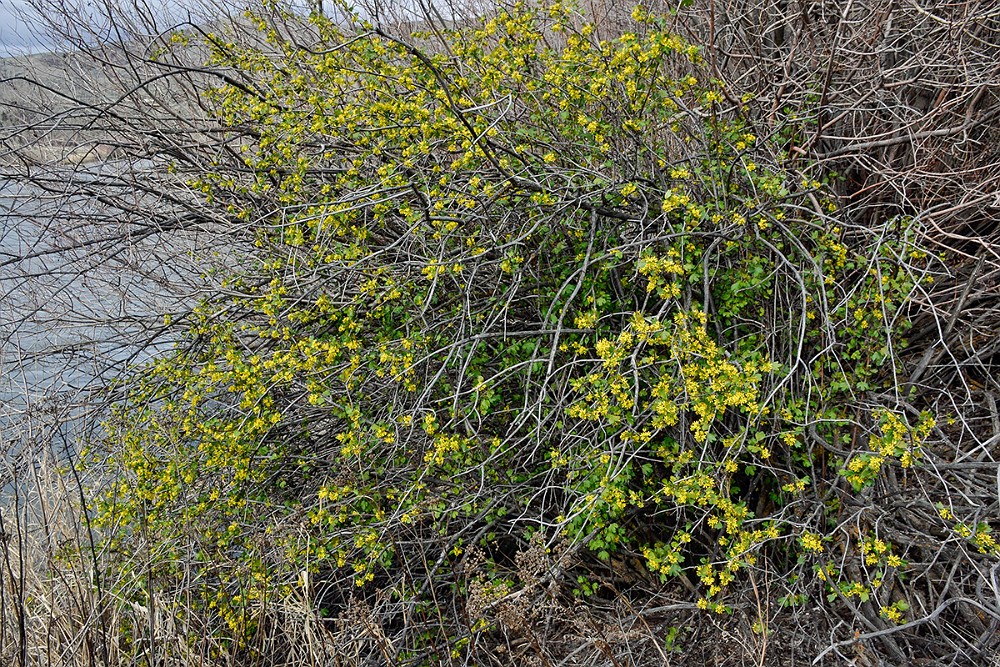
[{"left": 0, "top": 0, "right": 49, "bottom": 56}]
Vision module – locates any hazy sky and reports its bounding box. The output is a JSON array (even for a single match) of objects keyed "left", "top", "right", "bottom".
[
  {"left": 0, "top": 0, "right": 201, "bottom": 56},
  {"left": 0, "top": 0, "right": 47, "bottom": 55},
  {"left": 0, "top": 1, "right": 405, "bottom": 56},
  {"left": 0, "top": 0, "right": 280, "bottom": 56}
]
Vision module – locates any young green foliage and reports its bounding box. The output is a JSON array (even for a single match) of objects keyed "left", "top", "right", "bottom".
[{"left": 89, "top": 0, "right": 938, "bottom": 656}]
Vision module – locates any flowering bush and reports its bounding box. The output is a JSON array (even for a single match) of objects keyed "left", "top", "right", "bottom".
[{"left": 82, "top": 1, "right": 989, "bottom": 664}]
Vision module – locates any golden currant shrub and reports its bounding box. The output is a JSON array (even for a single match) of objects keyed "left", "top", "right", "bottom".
[{"left": 84, "top": 1, "right": 957, "bottom": 662}]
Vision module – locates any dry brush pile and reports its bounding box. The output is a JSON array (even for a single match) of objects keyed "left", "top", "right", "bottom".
[{"left": 1, "top": 1, "right": 999, "bottom": 666}]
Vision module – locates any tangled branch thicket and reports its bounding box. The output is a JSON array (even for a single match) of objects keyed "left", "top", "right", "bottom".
[{"left": 1, "top": 1, "right": 999, "bottom": 665}]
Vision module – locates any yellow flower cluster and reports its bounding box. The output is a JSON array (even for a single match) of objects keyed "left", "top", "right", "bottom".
[
  {"left": 843, "top": 410, "right": 932, "bottom": 490},
  {"left": 670, "top": 310, "right": 763, "bottom": 443},
  {"left": 861, "top": 536, "right": 903, "bottom": 567},
  {"left": 880, "top": 601, "right": 908, "bottom": 624},
  {"left": 638, "top": 253, "right": 685, "bottom": 298},
  {"left": 425, "top": 433, "right": 467, "bottom": 467},
  {"left": 801, "top": 532, "right": 824, "bottom": 553}
]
